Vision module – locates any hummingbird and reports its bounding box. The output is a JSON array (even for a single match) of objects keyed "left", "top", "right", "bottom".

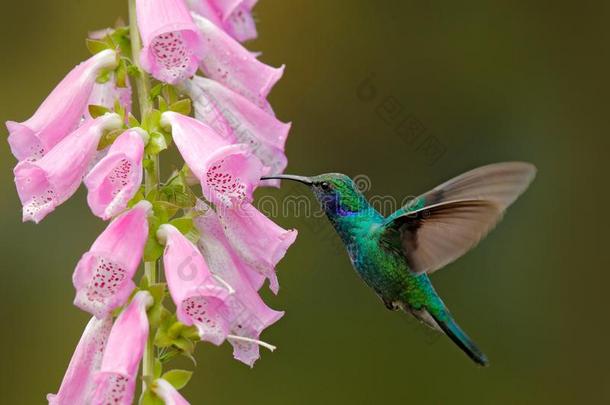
[{"left": 263, "top": 162, "right": 536, "bottom": 366}]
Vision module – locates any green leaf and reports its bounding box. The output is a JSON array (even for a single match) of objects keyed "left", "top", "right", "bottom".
[
  {"left": 169, "top": 99, "right": 192, "bottom": 116},
  {"left": 150, "top": 84, "right": 164, "bottom": 100},
  {"left": 154, "top": 358, "right": 163, "bottom": 379},
  {"left": 161, "top": 369, "right": 193, "bottom": 390},
  {"left": 147, "top": 283, "right": 166, "bottom": 303},
  {"left": 144, "top": 216, "right": 163, "bottom": 262},
  {"left": 86, "top": 38, "right": 110, "bottom": 54},
  {"left": 146, "top": 189, "right": 159, "bottom": 203},
  {"left": 158, "top": 96, "right": 168, "bottom": 112},
  {"left": 98, "top": 129, "right": 124, "bottom": 150},
  {"left": 128, "top": 113, "right": 141, "bottom": 128},
  {"left": 173, "top": 337, "right": 195, "bottom": 355},
  {"left": 169, "top": 217, "right": 194, "bottom": 235},
  {"left": 162, "top": 85, "right": 179, "bottom": 105},
  {"left": 142, "top": 110, "right": 162, "bottom": 132},
  {"left": 146, "top": 131, "right": 168, "bottom": 155},
  {"left": 114, "top": 99, "right": 126, "bottom": 121},
  {"left": 154, "top": 328, "right": 174, "bottom": 348},
  {"left": 116, "top": 61, "right": 128, "bottom": 88},
  {"left": 139, "top": 389, "right": 164, "bottom": 405},
  {"left": 96, "top": 70, "right": 112, "bottom": 84},
  {"left": 126, "top": 64, "right": 141, "bottom": 77},
  {"left": 88, "top": 104, "right": 111, "bottom": 119},
  {"left": 127, "top": 187, "right": 145, "bottom": 208},
  {"left": 153, "top": 201, "right": 180, "bottom": 223},
  {"left": 148, "top": 303, "right": 170, "bottom": 330}
]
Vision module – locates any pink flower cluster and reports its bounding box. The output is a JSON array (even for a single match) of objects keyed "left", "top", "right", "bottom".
[{"left": 6, "top": 0, "right": 295, "bottom": 403}]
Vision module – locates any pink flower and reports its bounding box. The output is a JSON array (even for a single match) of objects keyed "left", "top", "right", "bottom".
[
  {"left": 218, "top": 202, "right": 297, "bottom": 294},
  {"left": 191, "top": 12, "right": 284, "bottom": 108},
  {"left": 195, "top": 204, "right": 284, "bottom": 365},
  {"left": 6, "top": 50, "right": 118, "bottom": 161},
  {"left": 86, "top": 76, "right": 133, "bottom": 120},
  {"left": 91, "top": 291, "right": 153, "bottom": 405},
  {"left": 161, "top": 111, "right": 263, "bottom": 207},
  {"left": 154, "top": 379, "right": 191, "bottom": 405},
  {"left": 73, "top": 201, "right": 152, "bottom": 318},
  {"left": 137, "top": 0, "right": 202, "bottom": 84},
  {"left": 47, "top": 316, "right": 113, "bottom": 405},
  {"left": 13, "top": 113, "right": 123, "bottom": 223},
  {"left": 187, "top": 0, "right": 259, "bottom": 42},
  {"left": 84, "top": 129, "right": 147, "bottom": 220},
  {"left": 158, "top": 224, "right": 232, "bottom": 345},
  {"left": 183, "top": 76, "right": 290, "bottom": 186}
]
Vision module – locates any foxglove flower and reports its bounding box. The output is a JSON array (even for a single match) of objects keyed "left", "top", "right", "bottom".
[
  {"left": 91, "top": 291, "right": 153, "bottom": 405},
  {"left": 73, "top": 201, "right": 152, "bottom": 318},
  {"left": 195, "top": 204, "right": 284, "bottom": 365},
  {"left": 6, "top": 50, "right": 118, "bottom": 161},
  {"left": 187, "top": 0, "right": 259, "bottom": 42},
  {"left": 154, "top": 379, "right": 190, "bottom": 405},
  {"left": 183, "top": 76, "right": 290, "bottom": 185},
  {"left": 13, "top": 113, "right": 123, "bottom": 223},
  {"left": 161, "top": 111, "right": 263, "bottom": 207},
  {"left": 86, "top": 75, "right": 133, "bottom": 120},
  {"left": 159, "top": 224, "right": 232, "bottom": 345},
  {"left": 47, "top": 316, "right": 113, "bottom": 405},
  {"left": 85, "top": 129, "right": 147, "bottom": 220},
  {"left": 191, "top": 13, "right": 284, "bottom": 108},
  {"left": 218, "top": 202, "right": 297, "bottom": 294},
  {"left": 137, "top": 0, "right": 202, "bottom": 84}
]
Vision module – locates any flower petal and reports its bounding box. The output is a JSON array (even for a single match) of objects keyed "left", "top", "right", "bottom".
[
  {"left": 183, "top": 75, "right": 290, "bottom": 186},
  {"left": 7, "top": 50, "right": 117, "bottom": 161},
  {"left": 85, "top": 129, "right": 146, "bottom": 220},
  {"left": 137, "top": 0, "right": 202, "bottom": 84},
  {"left": 73, "top": 201, "right": 151, "bottom": 318},
  {"left": 217, "top": 202, "right": 297, "bottom": 294},
  {"left": 13, "top": 113, "right": 123, "bottom": 223},
  {"left": 195, "top": 203, "right": 284, "bottom": 365},
  {"left": 161, "top": 111, "right": 263, "bottom": 207},
  {"left": 159, "top": 224, "right": 232, "bottom": 345},
  {"left": 47, "top": 316, "right": 113, "bottom": 405},
  {"left": 91, "top": 291, "right": 153, "bottom": 405},
  {"left": 192, "top": 13, "right": 284, "bottom": 107},
  {"left": 154, "top": 379, "right": 191, "bottom": 405}
]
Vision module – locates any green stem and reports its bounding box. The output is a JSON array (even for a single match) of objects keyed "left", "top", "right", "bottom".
[{"left": 128, "top": 0, "right": 158, "bottom": 391}]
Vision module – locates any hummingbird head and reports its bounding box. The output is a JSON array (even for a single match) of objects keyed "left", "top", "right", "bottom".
[{"left": 261, "top": 173, "right": 370, "bottom": 217}]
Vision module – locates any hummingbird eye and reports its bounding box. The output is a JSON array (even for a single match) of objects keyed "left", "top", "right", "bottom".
[{"left": 320, "top": 181, "right": 331, "bottom": 191}]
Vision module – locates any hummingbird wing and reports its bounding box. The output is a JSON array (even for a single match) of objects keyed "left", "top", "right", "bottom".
[{"left": 380, "top": 162, "right": 536, "bottom": 275}]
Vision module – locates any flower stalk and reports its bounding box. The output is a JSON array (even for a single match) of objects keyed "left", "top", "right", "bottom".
[{"left": 128, "top": 0, "right": 157, "bottom": 390}]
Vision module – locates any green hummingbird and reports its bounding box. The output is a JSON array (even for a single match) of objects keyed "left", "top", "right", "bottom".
[{"left": 263, "top": 162, "right": 536, "bottom": 366}]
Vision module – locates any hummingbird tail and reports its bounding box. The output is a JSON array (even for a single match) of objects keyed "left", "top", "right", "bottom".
[{"left": 429, "top": 311, "right": 489, "bottom": 367}]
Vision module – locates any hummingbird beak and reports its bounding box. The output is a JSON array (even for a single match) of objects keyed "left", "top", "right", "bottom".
[{"left": 261, "top": 174, "right": 314, "bottom": 186}]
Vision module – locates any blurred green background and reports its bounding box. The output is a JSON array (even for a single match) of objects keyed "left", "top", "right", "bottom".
[{"left": 1, "top": 1, "right": 609, "bottom": 403}]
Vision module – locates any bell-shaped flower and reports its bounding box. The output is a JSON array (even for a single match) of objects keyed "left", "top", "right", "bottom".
[
  {"left": 86, "top": 75, "right": 133, "bottom": 120},
  {"left": 6, "top": 49, "right": 118, "bottom": 161},
  {"left": 137, "top": 0, "right": 202, "bottom": 84},
  {"left": 161, "top": 111, "right": 263, "bottom": 207},
  {"left": 195, "top": 203, "right": 284, "bottom": 365},
  {"left": 218, "top": 202, "right": 297, "bottom": 294},
  {"left": 13, "top": 113, "right": 123, "bottom": 223},
  {"left": 47, "top": 316, "right": 113, "bottom": 405},
  {"left": 183, "top": 76, "right": 290, "bottom": 186},
  {"left": 85, "top": 129, "right": 147, "bottom": 220},
  {"left": 91, "top": 291, "right": 153, "bottom": 405},
  {"left": 191, "top": 13, "right": 284, "bottom": 108},
  {"left": 158, "top": 224, "right": 232, "bottom": 345},
  {"left": 73, "top": 201, "right": 152, "bottom": 318},
  {"left": 187, "top": 0, "right": 258, "bottom": 42},
  {"left": 153, "top": 378, "right": 190, "bottom": 405}
]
